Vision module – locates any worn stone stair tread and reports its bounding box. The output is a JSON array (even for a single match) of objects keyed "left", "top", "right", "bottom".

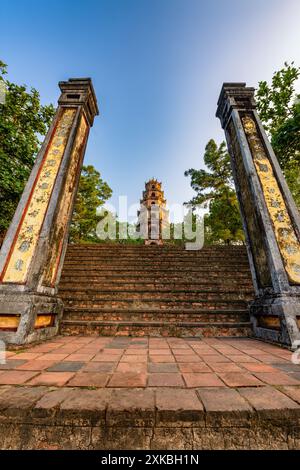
[
  {"left": 60, "top": 319, "right": 252, "bottom": 327},
  {"left": 63, "top": 307, "right": 248, "bottom": 313},
  {"left": 59, "top": 244, "right": 253, "bottom": 337}
]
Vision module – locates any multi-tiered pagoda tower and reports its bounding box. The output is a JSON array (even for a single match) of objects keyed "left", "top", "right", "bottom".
[{"left": 137, "top": 179, "right": 169, "bottom": 245}]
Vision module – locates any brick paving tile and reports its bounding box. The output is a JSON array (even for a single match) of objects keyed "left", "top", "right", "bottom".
[
  {"left": 116, "top": 362, "right": 147, "bottom": 373},
  {"left": 108, "top": 372, "right": 147, "bottom": 388},
  {"left": 82, "top": 362, "right": 116, "bottom": 373},
  {"left": 173, "top": 355, "right": 202, "bottom": 363},
  {"left": 183, "top": 373, "right": 225, "bottom": 388},
  {"left": 4, "top": 351, "right": 17, "bottom": 358},
  {"left": 46, "top": 361, "right": 85, "bottom": 372},
  {"left": 28, "top": 372, "right": 74, "bottom": 386},
  {"left": 212, "top": 346, "right": 241, "bottom": 355},
  {"left": 156, "top": 389, "right": 203, "bottom": 423},
  {"left": 28, "top": 345, "right": 61, "bottom": 353},
  {"left": 13, "top": 353, "right": 42, "bottom": 360},
  {"left": 171, "top": 348, "right": 194, "bottom": 355},
  {"left": 253, "top": 372, "right": 300, "bottom": 385},
  {"left": 120, "top": 355, "right": 147, "bottom": 363},
  {"left": 123, "top": 349, "right": 147, "bottom": 355},
  {"left": 178, "top": 363, "right": 212, "bottom": 373},
  {"left": 62, "top": 353, "right": 96, "bottom": 362},
  {"left": 16, "top": 359, "right": 58, "bottom": 371},
  {"left": 225, "top": 355, "right": 259, "bottom": 363},
  {"left": 67, "top": 372, "right": 109, "bottom": 387},
  {"left": 149, "top": 349, "right": 173, "bottom": 355},
  {"left": 69, "top": 338, "right": 95, "bottom": 344},
  {"left": 149, "top": 355, "right": 175, "bottom": 363},
  {"left": 241, "top": 363, "right": 279, "bottom": 373},
  {"left": 91, "top": 354, "right": 121, "bottom": 362},
  {"left": 148, "top": 363, "right": 179, "bottom": 373},
  {"left": 200, "top": 355, "right": 231, "bottom": 363},
  {"left": 250, "top": 354, "right": 289, "bottom": 364},
  {"left": 289, "top": 372, "right": 300, "bottom": 381},
  {"left": 280, "top": 386, "right": 300, "bottom": 404},
  {"left": 101, "top": 349, "right": 126, "bottom": 355},
  {"left": 273, "top": 351, "right": 294, "bottom": 360},
  {"left": 52, "top": 336, "right": 76, "bottom": 343},
  {"left": 77, "top": 348, "right": 102, "bottom": 355},
  {"left": 0, "top": 359, "right": 26, "bottom": 370},
  {"left": 190, "top": 347, "right": 216, "bottom": 355},
  {"left": 234, "top": 348, "right": 268, "bottom": 355},
  {"left": 39, "top": 353, "right": 70, "bottom": 361},
  {"left": 273, "top": 363, "right": 300, "bottom": 373},
  {"left": 218, "top": 372, "right": 264, "bottom": 387},
  {"left": 197, "top": 387, "right": 252, "bottom": 412},
  {"left": 238, "top": 386, "right": 300, "bottom": 410},
  {"left": 52, "top": 346, "right": 81, "bottom": 354},
  {"left": 148, "top": 373, "right": 185, "bottom": 387},
  {"left": 0, "top": 370, "right": 39, "bottom": 385},
  {"left": 209, "top": 363, "right": 244, "bottom": 373}
]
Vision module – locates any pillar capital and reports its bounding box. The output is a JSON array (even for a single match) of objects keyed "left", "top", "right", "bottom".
[
  {"left": 216, "top": 82, "right": 256, "bottom": 129},
  {"left": 58, "top": 78, "right": 99, "bottom": 126}
]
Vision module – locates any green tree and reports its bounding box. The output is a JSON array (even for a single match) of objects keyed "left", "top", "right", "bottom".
[
  {"left": 184, "top": 140, "right": 244, "bottom": 245},
  {"left": 0, "top": 60, "right": 55, "bottom": 237},
  {"left": 256, "top": 61, "right": 300, "bottom": 207},
  {"left": 69, "top": 165, "right": 112, "bottom": 243}
]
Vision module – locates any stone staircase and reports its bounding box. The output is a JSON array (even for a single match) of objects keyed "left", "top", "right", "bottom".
[{"left": 58, "top": 244, "right": 255, "bottom": 337}]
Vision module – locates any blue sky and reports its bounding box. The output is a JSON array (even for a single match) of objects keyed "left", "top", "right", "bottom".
[{"left": 1, "top": 0, "right": 300, "bottom": 220}]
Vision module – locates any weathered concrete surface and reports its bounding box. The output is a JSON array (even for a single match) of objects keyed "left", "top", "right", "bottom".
[{"left": 0, "top": 385, "right": 300, "bottom": 449}]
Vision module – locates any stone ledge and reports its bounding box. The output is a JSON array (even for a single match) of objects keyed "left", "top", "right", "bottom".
[{"left": 0, "top": 385, "right": 300, "bottom": 449}]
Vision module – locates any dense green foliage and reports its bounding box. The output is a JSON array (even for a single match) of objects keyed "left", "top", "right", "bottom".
[
  {"left": 0, "top": 60, "right": 55, "bottom": 236},
  {"left": 185, "top": 140, "right": 244, "bottom": 245},
  {"left": 69, "top": 165, "right": 112, "bottom": 243},
  {"left": 185, "top": 62, "right": 300, "bottom": 244},
  {"left": 256, "top": 62, "right": 300, "bottom": 207}
]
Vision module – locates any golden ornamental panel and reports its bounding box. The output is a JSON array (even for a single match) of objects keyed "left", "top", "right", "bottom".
[
  {"left": 1, "top": 108, "right": 76, "bottom": 283},
  {"left": 242, "top": 114, "right": 300, "bottom": 285},
  {"left": 42, "top": 113, "right": 88, "bottom": 286}
]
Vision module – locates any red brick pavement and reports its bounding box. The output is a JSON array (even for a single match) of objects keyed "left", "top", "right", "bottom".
[{"left": 1, "top": 336, "right": 300, "bottom": 389}]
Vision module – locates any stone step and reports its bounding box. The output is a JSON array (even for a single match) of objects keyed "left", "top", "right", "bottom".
[
  {"left": 62, "top": 307, "right": 249, "bottom": 322},
  {"left": 62, "top": 266, "right": 250, "bottom": 279},
  {"left": 58, "top": 282, "right": 254, "bottom": 291},
  {"left": 63, "top": 261, "right": 250, "bottom": 268},
  {"left": 68, "top": 243, "right": 246, "bottom": 253},
  {"left": 60, "top": 319, "right": 252, "bottom": 337},
  {"left": 58, "top": 288, "right": 253, "bottom": 301},
  {"left": 59, "top": 243, "right": 253, "bottom": 338},
  {"left": 61, "top": 298, "right": 248, "bottom": 310}
]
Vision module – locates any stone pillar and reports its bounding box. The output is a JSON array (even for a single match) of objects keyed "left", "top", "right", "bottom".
[
  {"left": 216, "top": 83, "right": 300, "bottom": 349},
  {"left": 0, "top": 78, "right": 99, "bottom": 344}
]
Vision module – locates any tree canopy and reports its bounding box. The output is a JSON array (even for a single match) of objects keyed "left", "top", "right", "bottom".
[
  {"left": 69, "top": 165, "right": 112, "bottom": 243},
  {"left": 256, "top": 62, "right": 300, "bottom": 207},
  {"left": 185, "top": 62, "right": 300, "bottom": 244},
  {"left": 184, "top": 140, "right": 244, "bottom": 245},
  {"left": 0, "top": 60, "right": 55, "bottom": 236}
]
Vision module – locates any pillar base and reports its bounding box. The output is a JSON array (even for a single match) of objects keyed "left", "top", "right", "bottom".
[
  {"left": 250, "top": 294, "right": 300, "bottom": 350},
  {"left": 0, "top": 292, "right": 63, "bottom": 345}
]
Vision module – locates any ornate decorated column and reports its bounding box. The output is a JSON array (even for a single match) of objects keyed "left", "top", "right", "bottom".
[
  {"left": 0, "top": 78, "right": 99, "bottom": 344},
  {"left": 216, "top": 83, "right": 300, "bottom": 349}
]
